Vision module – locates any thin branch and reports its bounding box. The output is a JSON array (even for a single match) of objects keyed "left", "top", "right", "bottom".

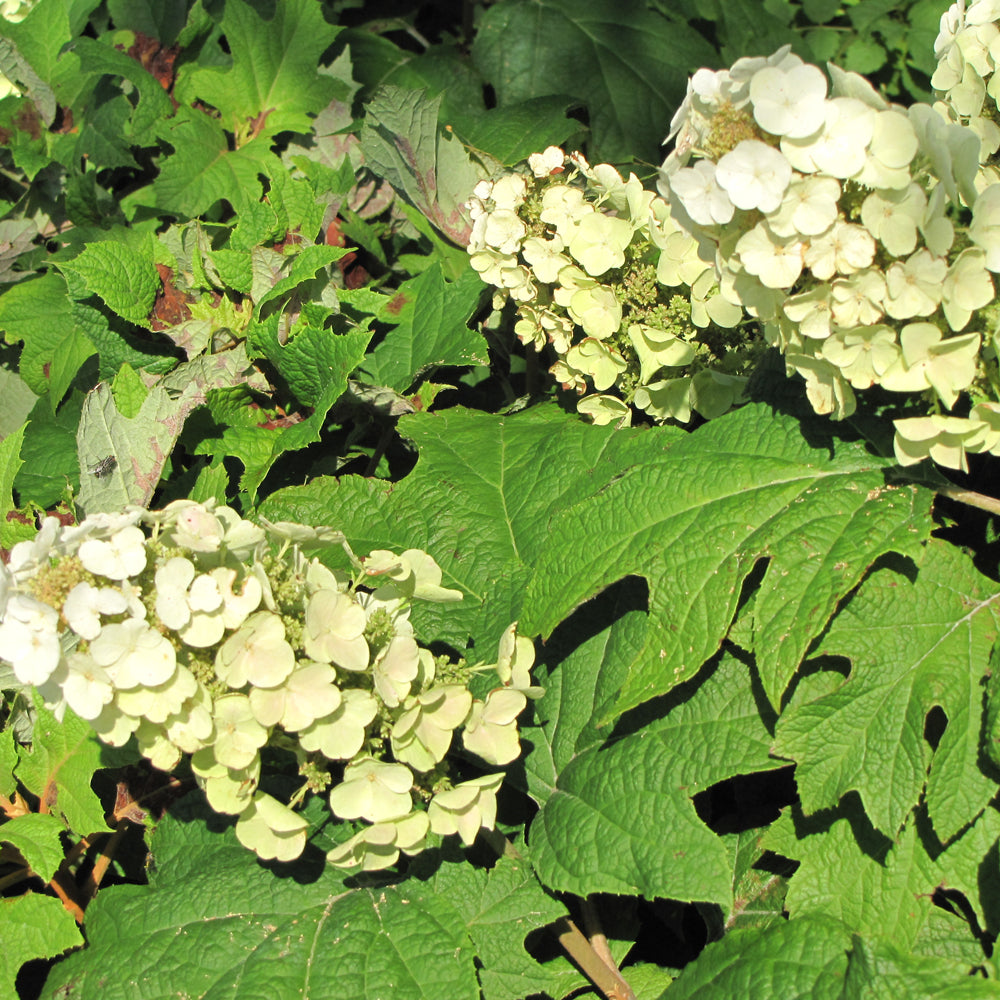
[
  {"left": 47, "top": 868, "right": 86, "bottom": 924},
  {"left": 0, "top": 866, "right": 31, "bottom": 893},
  {"left": 934, "top": 483, "right": 1000, "bottom": 517},
  {"left": 82, "top": 821, "right": 129, "bottom": 899},
  {"left": 580, "top": 897, "right": 625, "bottom": 985},
  {"left": 555, "top": 917, "right": 636, "bottom": 1000}
]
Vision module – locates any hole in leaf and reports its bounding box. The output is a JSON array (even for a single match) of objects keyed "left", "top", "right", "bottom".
[
  {"left": 693, "top": 767, "right": 797, "bottom": 835},
  {"left": 925, "top": 705, "right": 947, "bottom": 751}
]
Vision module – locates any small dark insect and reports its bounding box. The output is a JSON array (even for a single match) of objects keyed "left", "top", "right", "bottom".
[{"left": 89, "top": 455, "right": 117, "bottom": 478}]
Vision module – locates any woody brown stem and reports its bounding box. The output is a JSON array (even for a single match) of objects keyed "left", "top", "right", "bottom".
[{"left": 555, "top": 916, "right": 636, "bottom": 1000}]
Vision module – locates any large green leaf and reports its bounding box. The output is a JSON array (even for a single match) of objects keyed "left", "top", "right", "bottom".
[
  {"left": 471, "top": 0, "right": 716, "bottom": 163},
  {"left": 175, "top": 0, "right": 343, "bottom": 141},
  {"left": 77, "top": 350, "right": 263, "bottom": 515},
  {"left": 0, "top": 0, "right": 96, "bottom": 102},
  {"left": 144, "top": 107, "right": 275, "bottom": 217},
  {"left": 521, "top": 403, "right": 933, "bottom": 720},
  {"left": 259, "top": 404, "right": 681, "bottom": 656},
  {"left": 419, "top": 854, "right": 572, "bottom": 1000},
  {"left": 105, "top": 0, "right": 190, "bottom": 48},
  {"left": 0, "top": 420, "right": 26, "bottom": 549},
  {"left": 0, "top": 272, "right": 96, "bottom": 403},
  {"left": 58, "top": 237, "right": 159, "bottom": 328},
  {"left": 449, "top": 96, "right": 583, "bottom": 166},
  {"left": 15, "top": 699, "right": 110, "bottom": 838},
  {"left": 202, "top": 325, "right": 372, "bottom": 503},
  {"left": 360, "top": 263, "right": 488, "bottom": 391},
  {"left": 41, "top": 796, "right": 488, "bottom": 1000},
  {"left": 763, "top": 803, "right": 984, "bottom": 966},
  {"left": 529, "top": 654, "right": 778, "bottom": 907},
  {"left": 14, "top": 391, "right": 82, "bottom": 510},
  {"left": 521, "top": 580, "right": 649, "bottom": 807},
  {"left": 842, "top": 936, "right": 1000, "bottom": 998},
  {"left": 360, "top": 86, "right": 484, "bottom": 245},
  {"left": 1, "top": 893, "right": 83, "bottom": 1000},
  {"left": 71, "top": 37, "right": 174, "bottom": 147},
  {"left": 0, "top": 812, "right": 67, "bottom": 882},
  {"left": 772, "top": 540, "right": 1000, "bottom": 840},
  {"left": 656, "top": 913, "right": 851, "bottom": 1000}
]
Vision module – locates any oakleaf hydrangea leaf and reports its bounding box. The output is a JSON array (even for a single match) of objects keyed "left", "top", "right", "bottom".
[
  {"left": 659, "top": 913, "right": 850, "bottom": 999},
  {"left": 763, "top": 804, "right": 982, "bottom": 964},
  {"left": 773, "top": 540, "right": 1000, "bottom": 840},
  {"left": 0, "top": 366, "right": 35, "bottom": 441},
  {"left": 521, "top": 581, "right": 649, "bottom": 807},
  {"left": 253, "top": 244, "right": 353, "bottom": 318},
  {"left": 522, "top": 402, "right": 933, "bottom": 720},
  {"left": 360, "top": 86, "right": 483, "bottom": 245},
  {"left": 144, "top": 108, "right": 275, "bottom": 218},
  {"left": 15, "top": 698, "right": 110, "bottom": 837},
  {"left": 14, "top": 391, "right": 81, "bottom": 509},
  {"left": 0, "top": 0, "right": 91, "bottom": 97},
  {"left": 0, "top": 272, "right": 95, "bottom": 401},
  {"left": 843, "top": 937, "right": 1000, "bottom": 997},
  {"left": 0, "top": 812, "right": 67, "bottom": 882},
  {"left": 259, "top": 404, "right": 681, "bottom": 655},
  {"left": 361, "top": 262, "right": 488, "bottom": 391},
  {"left": 176, "top": 0, "right": 344, "bottom": 142},
  {"left": 72, "top": 37, "right": 173, "bottom": 147},
  {"left": 0, "top": 421, "right": 28, "bottom": 549},
  {"left": 77, "top": 352, "right": 262, "bottom": 516},
  {"left": 528, "top": 655, "right": 777, "bottom": 907},
  {"left": 40, "top": 794, "right": 479, "bottom": 1000},
  {"left": 929, "top": 803, "right": 1000, "bottom": 937},
  {"left": 450, "top": 96, "right": 581, "bottom": 167},
  {"left": 58, "top": 237, "right": 159, "bottom": 327},
  {"left": 719, "top": 826, "right": 789, "bottom": 937},
  {"left": 213, "top": 326, "right": 371, "bottom": 503},
  {"left": 471, "top": 0, "right": 716, "bottom": 164},
  {"left": 105, "top": 0, "right": 188, "bottom": 49},
  {"left": 1, "top": 893, "right": 83, "bottom": 999},
  {"left": 0, "top": 728, "right": 16, "bottom": 798},
  {"left": 423, "top": 854, "right": 572, "bottom": 1000}
]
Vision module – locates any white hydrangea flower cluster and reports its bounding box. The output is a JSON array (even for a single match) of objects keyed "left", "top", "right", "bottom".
[
  {"left": 932, "top": 0, "right": 1000, "bottom": 185},
  {"left": 0, "top": 502, "right": 538, "bottom": 871},
  {"left": 466, "top": 147, "right": 756, "bottom": 427},
  {"left": 0, "top": 0, "right": 35, "bottom": 22},
  {"left": 655, "top": 40, "right": 1000, "bottom": 471},
  {"left": 0, "top": 0, "right": 38, "bottom": 99}
]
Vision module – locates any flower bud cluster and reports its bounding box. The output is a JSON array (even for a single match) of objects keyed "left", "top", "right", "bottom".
[
  {"left": 0, "top": 502, "right": 537, "bottom": 870},
  {"left": 466, "top": 147, "right": 756, "bottom": 427},
  {"left": 654, "top": 39, "right": 1000, "bottom": 471}
]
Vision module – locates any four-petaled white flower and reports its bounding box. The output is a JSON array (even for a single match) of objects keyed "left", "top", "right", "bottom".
[
  {"left": 303, "top": 589, "right": 369, "bottom": 670},
  {"left": 750, "top": 63, "right": 828, "bottom": 138},
  {"left": 428, "top": 773, "right": 505, "bottom": 847},
  {"left": 63, "top": 582, "right": 127, "bottom": 641},
  {"left": 716, "top": 140, "right": 792, "bottom": 213},
  {"left": 78, "top": 525, "right": 147, "bottom": 580}
]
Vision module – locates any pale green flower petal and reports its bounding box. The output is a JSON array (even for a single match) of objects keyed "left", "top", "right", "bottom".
[
  {"left": 236, "top": 793, "right": 309, "bottom": 862},
  {"left": 428, "top": 773, "right": 504, "bottom": 846}
]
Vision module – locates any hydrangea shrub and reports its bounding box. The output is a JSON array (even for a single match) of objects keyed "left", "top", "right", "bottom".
[
  {"left": 468, "top": 1, "right": 1000, "bottom": 471},
  {"left": 0, "top": 501, "right": 536, "bottom": 870}
]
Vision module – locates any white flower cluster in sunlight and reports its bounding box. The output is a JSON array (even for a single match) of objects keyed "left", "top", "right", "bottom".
[
  {"left": 0, "top": 0, "right": 35, "bottom": 22},
  {"left": 0, "top": 502, "right": 538, "bottom": 871},
  {"left": 466, "top": 147, "right": 758, "bottom": 427},
  {"left": 933, "top": 0, "right": 1000, "bottom": 186},
  {"left": 0, "top": 0, "right": 37, "bottom": 99},
  {"left": 653, "top": 39, "right": 1000, "bottom": 471}
]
